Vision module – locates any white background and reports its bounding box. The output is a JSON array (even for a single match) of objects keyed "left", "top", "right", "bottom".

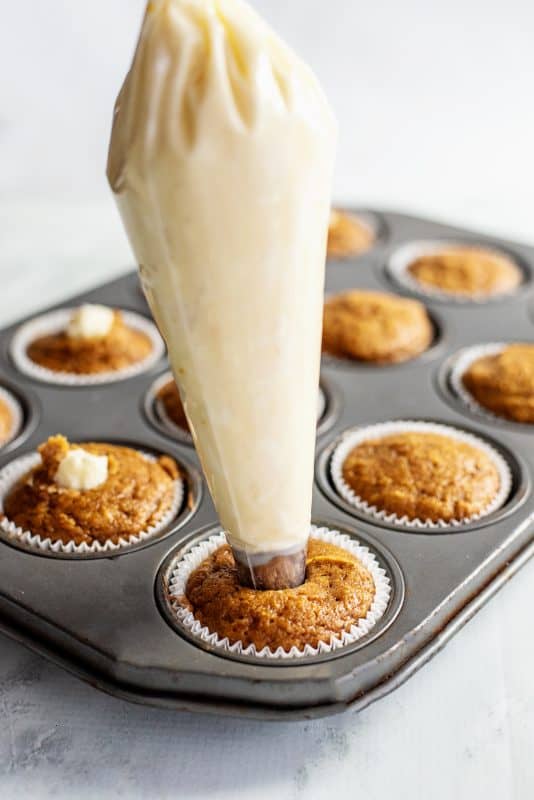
[{"left": 0, "top": 1, "right": 533, "bottom": 798}]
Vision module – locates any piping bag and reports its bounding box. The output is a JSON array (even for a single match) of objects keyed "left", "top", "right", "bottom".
[{"left": 107, "top": 0, "right": 337, "bottom": 589}]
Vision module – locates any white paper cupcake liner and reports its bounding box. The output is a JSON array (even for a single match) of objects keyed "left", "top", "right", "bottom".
[
  {"left": 330, "top": 420, "right": 512, "bottom": 529},
  {"left": 449, "top": 342, "right": 531, "bottom": 425},
  {"left": 387, "top": 240, "right": 523, "bottom": 303},
  {"left": 10, "top": 308, "right": 165, "bottom": 386},
  {"left": 0, "top": 450, "right": 184, "bottom": 555},
  {"left": 166, "top": 525, "right": 391, "bottom": 660},
  {"left": 0, "top": 386, "right": 24, "bottom": 449}
]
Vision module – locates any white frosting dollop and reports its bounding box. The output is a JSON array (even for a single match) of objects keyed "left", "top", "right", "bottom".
[
  {"left": 67, "top": 304, "right": 114, "bottom": 339},
  {"left": 55, "top": 448, "right": 109, "bottom": 490}
]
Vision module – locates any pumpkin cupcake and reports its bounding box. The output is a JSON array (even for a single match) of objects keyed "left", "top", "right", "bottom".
[
  {"left": 331, "top": 422, "right": 510, "bottom": 527},
  {"left": 323, "top": 290, "right": 433, "bottom": 363},
  {"left": 407, "top": 245, "right": 522, "bottom": 299},
  {"left": 327, "top": 210, "right": 375, "bottom": 259},
  {"left": 1, "top": 435, "right": 183, "bottom": 551},
  {"left": 183, "top": 538, "right": 375, "bottom": 651},
  {"left": 27, "top": 304, "right": 152, "bottom": 374},
  {"left": 460, "top": 344, "right": 534, "bottom": 423},
  {"left": 11, "top": 305, "right": 164, "bottom": 385},
  {"left": 166, "top": 526, "right": 391, "bottom": 657}
]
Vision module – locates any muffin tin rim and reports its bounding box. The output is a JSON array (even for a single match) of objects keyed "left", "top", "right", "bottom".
[
  {"left": 315, "top": 418, "right": 530, "bottom": 534},
  {"left": 155, "top": 519, "right": 405, "bottom": 668}
]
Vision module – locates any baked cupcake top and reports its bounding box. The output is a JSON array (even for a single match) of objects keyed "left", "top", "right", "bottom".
[
  {"left": 462, "top": 344, "right": 534, "bottom": 423},
  {"left": 157, "top": 379, "right": 190, "bottom": 432},
  {"left": 407, "top": 246, "right": 522, "bottom": 298},
  {"left": 27, "top": 304, "right": 153, "bottom": 374},
  {"left": 323, "top": 290, "right": 433, "bottom": 363},
  {"left": 327, "top": 210, "right": 374, "bottom": 259},
  {"left": 3, "top": 435, "right": 179, "bottom": 546},
  {"left": 0, "top": 397, "right": 14, "bottom": 445},
  {"left": 341, "top": 431, "right": 501, "bottom": 523},
  {"left": 182, "top": 538, "right": 375, "bottom": 651}
]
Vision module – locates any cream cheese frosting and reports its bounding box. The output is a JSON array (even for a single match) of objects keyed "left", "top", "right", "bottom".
[
  {"left": 55, "top": 448, "right": 109, "bottom": 491},
  {"left": 67, "top": 305, "right": 114, "bottom": 339}
]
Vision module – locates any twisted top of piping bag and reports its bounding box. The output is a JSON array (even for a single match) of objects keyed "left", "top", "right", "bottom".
[{"left": 108, "top": 0, "right": 335, "bottom": 188}]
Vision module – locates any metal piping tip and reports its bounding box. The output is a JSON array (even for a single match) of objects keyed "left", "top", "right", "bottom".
[{"left": 233, "top": 546, "right": 307, "bottom": 591}]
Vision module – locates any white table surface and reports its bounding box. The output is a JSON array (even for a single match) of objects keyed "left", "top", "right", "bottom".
[{"left": 1, "top": 1, "right": 533, "bottom": 798}]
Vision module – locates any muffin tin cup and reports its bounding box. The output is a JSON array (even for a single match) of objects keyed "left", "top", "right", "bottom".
[
  {"left": 0, "top": 451, "right": 184, "bottom": 556},
  {"left": 144, "top": 371, "right": 194, "bottom": 445},
  {"left": 163, "top": 525, "right": 391, "bottom": 661},
  {"left": 10, "top": 308, "right": 165, "bottom": 386},
  {"left": 386, "top": 240, "right": 526, "bottom": 303},
  {"left": 448, "top": 342, "right": 533, "bottom": 427},
  {"left": 0, "top": 386, "right": 24, "bottom": 449},
  {"left": 146, "top": 371, "right": 329, "bottom": 444},
  {"left": 329, "top": 420, "right": 512, "bottom": 530}
]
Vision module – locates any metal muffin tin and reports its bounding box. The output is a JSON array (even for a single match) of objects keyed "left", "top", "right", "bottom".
[{"left": 0, "top": 209, "right": 532, "bottom": 720}]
